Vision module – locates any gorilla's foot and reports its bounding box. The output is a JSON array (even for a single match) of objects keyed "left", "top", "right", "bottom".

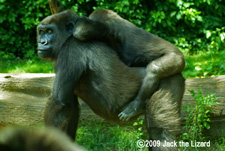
[{"left": 118, "top": 100, "right": 144, "bottom": 121}]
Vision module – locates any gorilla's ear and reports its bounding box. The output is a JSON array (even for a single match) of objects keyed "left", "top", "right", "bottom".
[{"left": 66, "top": 22, "right": 74, "bottom": 34}]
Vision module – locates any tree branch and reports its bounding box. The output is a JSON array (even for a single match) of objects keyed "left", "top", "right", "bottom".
[{"left": 49, "top": 0, "right": 65, "bottom": 14}]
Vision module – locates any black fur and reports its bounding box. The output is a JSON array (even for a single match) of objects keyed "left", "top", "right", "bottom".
[
  {"left": 0, "top": 127, "right": 86, "bottom": 151},
  {"left": 37, "top": 10, "right": 185, "bottom": 151},
  {"left": 73, "top": 9, "right": 186, "bottom": 122}
]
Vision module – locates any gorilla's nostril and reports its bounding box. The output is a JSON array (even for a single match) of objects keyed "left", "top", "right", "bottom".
[{"left": 40, "top": 38, "right": 48, "bottom": 45}]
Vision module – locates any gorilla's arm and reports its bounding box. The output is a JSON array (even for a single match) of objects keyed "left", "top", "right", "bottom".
[
  {"left": 73, "top": 10, "right": 185, "bottom": 121},
  {"left": 73, "top": 17, "right": 109, "bottom": 41}
]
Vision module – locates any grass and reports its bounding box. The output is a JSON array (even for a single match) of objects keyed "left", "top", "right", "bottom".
[
  {"left": 75, "top": 120, "right": 225, "bottom": 151},
  {"left": 182, "top": 50, "right": 225, "bottom": 79},
  {"left": 0, "top": 50, "right": 225, "bottom": 150},
  {"left": 0, "top": 51, "right": 224, "bottom": 79},
  {"left": 76, "top": 120, "right": 148, "bottom": 151},
  {"left": 0, "top": 58, "right": 54, "bottom": 73},
  {"left": 18, "top": 121, "right": 225, "bottom": 150}
]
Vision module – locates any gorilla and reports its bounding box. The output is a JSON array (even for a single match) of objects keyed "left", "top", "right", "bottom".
[
  {"left": 37, "top": 10, "right": 185, "bottom": 151},
  {"left": 73, "top": 9, "right": 186, "bottom": 121}
]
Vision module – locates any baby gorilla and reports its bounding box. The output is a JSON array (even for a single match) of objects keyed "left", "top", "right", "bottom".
[{"left": 73, "top": 9, "right": 186, "bottom": 121}]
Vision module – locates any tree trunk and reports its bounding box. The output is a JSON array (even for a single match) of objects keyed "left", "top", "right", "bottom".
[{"left": 0, "top": 74, "right": 224, "bottom": 137}]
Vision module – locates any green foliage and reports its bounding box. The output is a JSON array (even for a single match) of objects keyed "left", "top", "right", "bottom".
[
  {"left": 133, "top": 117, "right": 144, "bottom": 140},
  {"left": 182, "top": 89, "right": 218, "bottom": 143},
  {"left": 0, "top": 58, "right": 54, "bottom": 73},
  {"left": 182, "top": 50, "right": 225, "bottom": 78},
  {"left": 76, "top": 119, "right": 224, "bottom": 151},
  {"left": 0, "top": 0, "right": 49, "bottom": 60},
  {"left": 0, "top": 0, "right": 87, "bottom": 60},
  {"left": 133, "top": 118, "right": 146, "bottom": 151},
  {"left": 76, "top": 120, "right": 147, "bottom": 150},
  {"left": 1, "top": 0, "right": 224, "bottom": 63}
]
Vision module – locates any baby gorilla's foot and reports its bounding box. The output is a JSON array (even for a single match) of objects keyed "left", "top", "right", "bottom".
[{"left": 118, "top": 100, "right": 144, "bottom": 121}]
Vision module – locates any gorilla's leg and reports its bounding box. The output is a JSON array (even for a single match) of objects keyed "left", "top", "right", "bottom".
[
  {"left": 145, "top": 74, "right": 185, "bottom": 151},
  {"left": 44, "top": 97, "right": 80, "bottom": 140},
  {"left": 119, "top": 53, "right": 184, "bottom": 121}
]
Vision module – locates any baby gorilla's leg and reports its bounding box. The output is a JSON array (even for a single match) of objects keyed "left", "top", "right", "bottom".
[{"left": 118, "top": 98, "right": 145, "bottom": 121}]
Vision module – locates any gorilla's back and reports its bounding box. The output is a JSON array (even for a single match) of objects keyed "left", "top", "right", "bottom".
[{"left": 74, "top": 41, "right": 146, "bottom": 122}]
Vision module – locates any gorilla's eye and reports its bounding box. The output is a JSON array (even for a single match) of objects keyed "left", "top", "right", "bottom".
[
  {"left": 47, "top": 29, "right": 53, "bottom": 34},
  {"left": 39, "top": 30, "right": 44, "bottom": 35}
]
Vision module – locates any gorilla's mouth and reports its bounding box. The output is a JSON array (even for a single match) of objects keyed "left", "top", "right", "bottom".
[{"left": 38, "top": 49, "right": 52, "bottom": 58}]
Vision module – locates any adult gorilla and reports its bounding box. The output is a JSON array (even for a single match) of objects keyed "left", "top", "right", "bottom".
[
  {"left": 37, "top": 10, "right": 185, "bottom": 151},
  {"left": 73, "top": 9, "right": 186, "bottom": 121}
]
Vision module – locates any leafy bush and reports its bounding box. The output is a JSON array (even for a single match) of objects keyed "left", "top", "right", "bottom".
[
  {"left": 182, "top": 89, "right": 218, "bottom": 143},
  {"left": 0, "top": 0, "right": 49, "bottom": 60},
  {"left": 133, "top": 117, "right": 144, "bottom": 140},
  {"left": 1, "top": 0, "right": 224, "bottom": 60},
  {"left": 0, "top": 0, "right": 76, "bottom": 60}
]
